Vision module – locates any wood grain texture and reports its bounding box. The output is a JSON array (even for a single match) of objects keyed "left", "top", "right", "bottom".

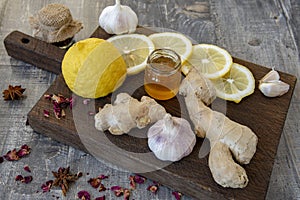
[
  {"left": 1, "top": 0, "right": 300, "bottom": 200},
  {"left": 23, "top": 26, "right": 297, "bottom": 200}
]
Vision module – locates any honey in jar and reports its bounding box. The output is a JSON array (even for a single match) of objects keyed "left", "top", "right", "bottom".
[{"left": 144, "top": 49, "right": 181, "bottom": 100}]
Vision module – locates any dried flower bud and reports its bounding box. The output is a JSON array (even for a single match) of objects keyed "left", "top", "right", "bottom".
[
  {"left": 172, "top": 191, "right": 183, "bottom": 200},
  {"left": 43, "top": 110, "right": 50, "bottom": 118},
  {"left": 111, "top": 186, "right": 124, "bottom": 197},
  {"left": 77, "top": 190, "right": 91, "bottom": 200},
  {"left": 22, "top": 176, "right": 33, "bottom": 184},
  {"left": 41, "top": 180, "right": 53, "bottom": 193},
  {"left": 133, "top": 174, "right": 146, "bottom": 184},
  {"left": 4, "top": 149, "right": 19, "bottom": 161},
  {"left": 124, "top": 189, "right": 130, "bottom": 200},
  {"left": 99, "top": 183, "right": 106, "bottom": 192},
  {"left": 15, "top": 175, "right": 24, "bottom": 181},
  {"left": 24, "top": 165, "right": 31, "bottom": 173},
  {"left": 98, "top": 174, "right": 109, "bottom": 180},
  {"left": 147, "top": 184, "right": 159, "bottom": 194},
  {"left": 88, "top": 177, "right": 101, "bottom": 188}
]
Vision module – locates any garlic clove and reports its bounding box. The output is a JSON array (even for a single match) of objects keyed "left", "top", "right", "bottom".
[
  {"left": 99, "top": 0, "right": 138, "bottom": 35},
  {"left": 259, "top": 68, "right": 280, "bottom": 83},
  {"left": 147, "top": 114, "right": 196, "bottom": 162},
  {"left": 258, "top": 81, "right": 290, "bottom": 97}
]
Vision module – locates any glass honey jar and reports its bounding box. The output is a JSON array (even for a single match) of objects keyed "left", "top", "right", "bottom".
[{"left": 144, "top": 49, "right": 181, "bottom": 100}]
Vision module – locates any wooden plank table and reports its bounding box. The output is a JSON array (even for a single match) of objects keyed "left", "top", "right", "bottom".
[{"left": 0, "top": 1, "right": 300, "bottom": 200}]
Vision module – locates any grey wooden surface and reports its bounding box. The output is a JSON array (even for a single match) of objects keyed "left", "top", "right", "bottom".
[{"left": 0, "top": 0, "right": 299, "bottom": 199}]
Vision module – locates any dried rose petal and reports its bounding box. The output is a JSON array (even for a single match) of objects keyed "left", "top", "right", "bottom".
[
  {"left": 123, "top": 189, "right": 130, "bottom": 200},
  {"left": 24, "top": 165, "right": 31, "bottom": 173},
  {"left": 98, "top": 174, "right": 109, "bottom": 180},
  {"left": 88, "top": 177, "right": 101, "bottom": 188},
  {"left": 22, "top": 176, "right": 33, "bottom": 184},
  {"left": 69, "top": 97, "right": 74, "bottom": 109},
  {"left": 99, "top": 183, "right": 106, "bottom": 192},
  {"left": 17, "top": 145, "right": 31, "bottom": 158},
  {"left": 41, "top": 180, "right": 53, "bottom": 193},
  {"left": 147, "top": 184, "right": 159, "bottom": 194},
  {"left": 77, "top": 190, "right": 91, "bottom": 200},
  {"left": 95, "top": 196, "right": 105, "bottom": 200},
  {"left": 0, "top": 156, "right": 4, "bottom": 163},
  {"left": 15, "top": 175, "right": 23, "bottom": 181},
  {"left": 4, "top": 149, "right": 19, "bottom": 161},
  {"left": 134, "top": 174, "right": 146, "bottom": 184},
  {"left": 83, "top": 99, "right": 90, "bottom": 105},
  {"left": 44, "top": 94, "right": 53, "bottom": 100},
  {"left": 129, "top": 176, "right": 136, "bottom": 190},
  {"left": 44, "top": 110, "right": 50, "bottom": 118},
  {"left": 111, "top": 186, "right": 124, "bottom": 197},
  {"left": 172, "top": 191, "right": 183, "bottom": 200},
  {"left": 88, "top": 111, "right": 95, "bottom": 116}
]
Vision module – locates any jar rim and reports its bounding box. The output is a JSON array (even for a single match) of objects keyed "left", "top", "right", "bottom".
[{"left": 147, "top": 48, "right": 181, "bottom": 75}]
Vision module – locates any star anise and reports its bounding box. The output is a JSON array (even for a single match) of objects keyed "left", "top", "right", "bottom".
[
  {"left": 52, "top": 166, "right": 82, "bottom": 196},
  {"left": 2, "top": 85, "right": 26, "bottom": 100}
]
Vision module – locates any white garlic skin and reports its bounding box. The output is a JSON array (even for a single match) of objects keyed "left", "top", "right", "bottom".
[
  {"left": 147, "top": 114, "right": 196, "bottom": 162},
  {"left": 259, "top": 69, "right": 290, "bottom": 97},
  {"left": 259, "top": 81, "right": 290, "bottom": 97},
  {"left": 99, "top": 0, "right": 138, "bottom": 35}
]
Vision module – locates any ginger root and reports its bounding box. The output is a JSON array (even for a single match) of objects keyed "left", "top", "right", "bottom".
[
  {"left": 179, "top": 69, "right": 258, "bottom": 188},
  {"left": 94, "top": 93, "right": 166, "bottom": 135}
]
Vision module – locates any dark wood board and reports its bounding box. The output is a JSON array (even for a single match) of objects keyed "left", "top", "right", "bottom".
[{"left": 5, "top": 27, "right": 297, "bottom": 199}]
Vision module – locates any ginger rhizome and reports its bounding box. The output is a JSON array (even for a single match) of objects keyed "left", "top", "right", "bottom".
[
  {"left": 94, "top": 93, "right": 166, "bottom": 135},
  {"left": 179, "top": 69, "right": 258, "bottom": 188}
]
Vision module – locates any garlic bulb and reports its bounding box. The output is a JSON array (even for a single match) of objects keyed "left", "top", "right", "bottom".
[
  {"left": 259, "top": 69, "right": 290, "bottom": 97},
  {"left": 147, "top": 114, "right": 196, "bottom": 162},
  {"left": 99, "top": 0, "right": 138, "bottom": 35}
]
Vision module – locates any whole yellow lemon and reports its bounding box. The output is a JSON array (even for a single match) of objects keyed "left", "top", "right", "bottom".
[{"left": 62, "top": 38, "right": 127, "bottom": 98}]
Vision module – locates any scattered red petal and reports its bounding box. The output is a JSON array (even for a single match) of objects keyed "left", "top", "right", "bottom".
[
  {"left": 98, "top": 174, "right": 109, "bottom": 180},
  {"left": 22, "top": 176, "right": 33, "bottom": 184},
  {"left": 147, "top": 184, "right": 159, "bottom": 194},
  {"left": 17, "top": 145, "right": 31, "bottom": 158},
  {"left": 88, "top": 177, "right": 101, "bottom": 188},
  {"left": 44, "top": 94, "right": 73, "bottom": 119},
  {"left": 134, "top": 174, "right": 146, "bottom": 184},
  {"left": 99, "top": 183, "right": 106, "bottom": 192},
  {"left": 129, "top": 176, "right": 136, "bottom": 190},
  {"left": 15, "top": 175, "right": 23, "bottom": 181},
  {"left": 0, "top": 156, "right": 4, "bottom": 163},
  {"left": 16, "top": 175, "right": 33, "bottom": 184},
  {"left": 83, "top": 99, "right": 90, "bottom": 105},
  {"left": 77, "top": 190, "right": 91, "bottom": 200},
  {"left": 4, "top": 149, "right": 19, "bottom": 161},
  {"left": 95, "top": 196, "right": 105, "bottom": 200},
  {"left": 41, "top": 180, "right": 53, "bottom": 193},
  {"left": 172, "top": 191, "right": 183, "bottom": 200},
  {"left": 44, "top": 110, "right": 50, "bottom": 118},
  {"left": 24, "top": 165, "right": 31, "bottom": 173},
  {"left": 111, "top": 186, "right": 124, "bottom": 197},
  {"left": 123, "top": 188, "right": 130, "bottom": 200}
]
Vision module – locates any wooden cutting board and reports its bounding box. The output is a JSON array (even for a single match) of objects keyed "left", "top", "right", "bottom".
[{"left": 4, "top": 27, "right": 297, "bottom": 200}]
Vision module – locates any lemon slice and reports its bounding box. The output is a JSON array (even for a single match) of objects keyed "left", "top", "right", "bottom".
[
  {"left": 182, "top": 44, "right": 232, "bottom": 79},
  {"left": 211, "top": 63, "right": 255, "bottom": 103},
  {"left": 107, "top": 34, "right": 155, "bottom": 75},
  {"left": 148, "top": 32, "right": 192, "bottom": 63}
]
